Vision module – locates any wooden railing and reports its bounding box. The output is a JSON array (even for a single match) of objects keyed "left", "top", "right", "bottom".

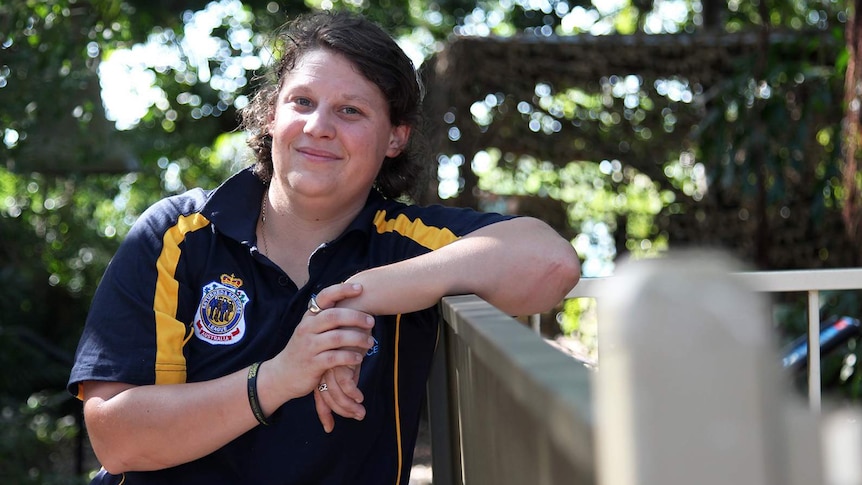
[
  {"left": 427, "top": 294, "right": 594, "bottom": 485},
  {"left": 427, "top": 251, "right": 862, "bottom": 485}
]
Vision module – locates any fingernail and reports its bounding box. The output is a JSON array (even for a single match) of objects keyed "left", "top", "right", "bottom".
[
  {"left": 366, "top": 316, "right": 374, "bottom": 325},
  {"left": 352, "top": 283, "right": 362, "bottom": 291}
]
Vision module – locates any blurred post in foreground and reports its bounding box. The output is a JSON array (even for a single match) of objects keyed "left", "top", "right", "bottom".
[{"left": 594, "top": 251, "right": 820, "bottom": 485}]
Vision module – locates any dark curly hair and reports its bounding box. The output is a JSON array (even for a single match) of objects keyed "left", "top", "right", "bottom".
[{"left": 239, "top": 10, "right": 428, "bottom": 200}]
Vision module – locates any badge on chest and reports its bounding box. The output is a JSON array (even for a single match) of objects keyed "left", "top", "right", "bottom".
[{"left": 193, "top": 274, "right": 249, "bottom": 345}]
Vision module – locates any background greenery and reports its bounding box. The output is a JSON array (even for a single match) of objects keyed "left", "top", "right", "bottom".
[{"left": 2, "top": 0, "right": 861, "bottom": 482}]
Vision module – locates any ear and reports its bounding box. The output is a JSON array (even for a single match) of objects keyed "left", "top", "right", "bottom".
[
  {"left": 264, "top": 98, "right": 279, "bottom": 133},
  {"left": 385, "top": 125, "right": 411, "bottom": 158},
  {"left": 265, "top": 111, "right": 275, "bottom": 135}
]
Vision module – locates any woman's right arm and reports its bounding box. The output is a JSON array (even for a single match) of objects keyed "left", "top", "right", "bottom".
[
  {"left": 82, "top": 284, "right": 375, "bottom": 474},
  {"left": 83, "top": 371, "right": 258, "bottom": 473}
]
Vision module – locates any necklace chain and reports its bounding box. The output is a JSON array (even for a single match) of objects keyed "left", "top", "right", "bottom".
[{"left": 260, "top": 192, "right": 269, "bottom": 256}]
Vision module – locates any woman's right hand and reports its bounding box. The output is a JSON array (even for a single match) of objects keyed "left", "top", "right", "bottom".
[{"left": 258, "top": 283, "right": 375, "bottom": 416}]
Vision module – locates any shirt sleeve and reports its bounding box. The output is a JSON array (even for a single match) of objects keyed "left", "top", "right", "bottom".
[{"left": 67, "top": 195, "right": 210, "bottom": 398}]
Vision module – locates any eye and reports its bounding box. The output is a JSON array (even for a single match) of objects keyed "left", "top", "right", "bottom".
[
  {"left": 294, "top": 97, "right": 313, "bottom": 107},
  {"left": 341, "top": 106, "right": 361, "bottom": 116},
  {"left": 284, "top": 95, "right": 313, "bottom": 110}
]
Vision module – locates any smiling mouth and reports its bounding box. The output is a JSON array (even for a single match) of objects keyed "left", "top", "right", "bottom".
[{"left": 295, "top": 146, "right": 340, "bottom": 161}]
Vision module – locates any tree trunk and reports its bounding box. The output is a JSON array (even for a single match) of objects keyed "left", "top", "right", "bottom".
[{"left": 842, "top": 0, "right": 862, "bottom": 265}]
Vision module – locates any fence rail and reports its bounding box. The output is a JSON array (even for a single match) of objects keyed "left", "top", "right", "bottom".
[
  {"left": 565, "top": 266, "right": 862, "bottom": 410},
  {"left": 428, "top": 295, "right": 594, "bottom": 485},
  {"left": 429, "top": 252, "right": 862, "bottom": 485}
]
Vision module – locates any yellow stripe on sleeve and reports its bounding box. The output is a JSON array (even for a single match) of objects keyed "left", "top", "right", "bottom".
[
  {"left": 154, "top": 212, "right": 211, "bottom": 385},
  {"left": 373, "top": 211, "right": 459, "bottom": 250}
]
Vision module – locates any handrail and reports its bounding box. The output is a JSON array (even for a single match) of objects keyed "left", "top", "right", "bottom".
[
  {"left": 563, "top": 268, "right": 862, "bottom": 410},
  {"left": 566, "top": 268, "right": 862, "bottom": 298},
  {"left": 428, "top": 261, "right": 862, "bottom": 485},
  {"left": 428, "top": 295, "right": 594, "bottom": 485}
]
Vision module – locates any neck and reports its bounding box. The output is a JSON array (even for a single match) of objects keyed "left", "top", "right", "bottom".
[
  {"left": 264, "top": 185, "right": 366, "bottom": 246},
  {"left": 257, "top": 187, "right": 368, "bottom": 281}
]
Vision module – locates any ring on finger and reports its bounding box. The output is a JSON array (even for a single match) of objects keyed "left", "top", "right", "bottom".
[
  {"left": 318, "top": 383, "right": 328, "bottom": 392},
  {"left": 308, "top": 294, "right": 322, "bottom": 314}
]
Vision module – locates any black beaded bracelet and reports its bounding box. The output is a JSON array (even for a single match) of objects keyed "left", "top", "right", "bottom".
[{"left": 247, "top": 362, "right": 270, "bottom": 426}]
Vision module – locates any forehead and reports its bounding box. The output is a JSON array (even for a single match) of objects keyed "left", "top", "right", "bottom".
[
  {"left": 281, "top": 49, "right": 370, "bottom": 89},
  {"left": 278, "top": 49, "right": 387, "bottom": 106}
]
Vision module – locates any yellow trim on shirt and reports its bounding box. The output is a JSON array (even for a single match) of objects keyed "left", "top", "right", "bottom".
[
  {"left": 373, "top": 211, "right": 459, "bottom": 250},
  {"left": 374, "top": 210, "right": 458, "bottom": 483},
  {"left": 393, "top": 313, "right": 403, "bottom": 485},
  {"left": 154, "top": 212, "right": 211, "bottom": 384}
]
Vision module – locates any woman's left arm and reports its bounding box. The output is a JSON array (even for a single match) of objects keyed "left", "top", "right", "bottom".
[
  {"left": 314, "top": 217, "right": 580, "bottom": 429},
  {"left": 342, "top": 217, "right": 580, "bottom": 316}
]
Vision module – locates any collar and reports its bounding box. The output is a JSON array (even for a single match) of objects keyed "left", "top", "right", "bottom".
[{"left": 201, "top": 167, "right": 266, "bottom": 245}]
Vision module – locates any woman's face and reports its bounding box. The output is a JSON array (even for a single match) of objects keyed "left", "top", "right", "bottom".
[{"left": 268, "top": 48, "right": 409, "bottom": 205}]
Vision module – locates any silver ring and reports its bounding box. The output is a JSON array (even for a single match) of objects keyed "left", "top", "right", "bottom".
[
  {"left": 318, "top": 383, "right": 328, "bottom": 392},
  {"left": 308, "top": 294, "right": 322, "bottom": 314}
]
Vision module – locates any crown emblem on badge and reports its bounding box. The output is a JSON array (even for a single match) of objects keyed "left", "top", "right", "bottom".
[{"left": 220, "top": 273, "right": 243, "bottom": 289}]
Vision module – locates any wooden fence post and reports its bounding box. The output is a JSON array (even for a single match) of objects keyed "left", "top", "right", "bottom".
[
  {"left": 822, "top": 408, "right": 862, "bottom": 485},
  {"left": 594, "top": 251, "right": 819, "bottom": 485}
]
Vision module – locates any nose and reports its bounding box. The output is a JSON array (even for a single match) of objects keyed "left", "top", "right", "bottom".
[{"left": 303, "top": 108, "right": 335, "bottom": 139}]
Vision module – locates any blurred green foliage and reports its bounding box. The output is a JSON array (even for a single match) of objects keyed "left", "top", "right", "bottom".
[{"left": 1, "top": 0, "right": 860, "bottom": 481}]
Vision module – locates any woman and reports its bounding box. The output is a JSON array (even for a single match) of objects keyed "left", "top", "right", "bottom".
[{"left": 68, "top": 10, "right": 580, "bottom": 484}]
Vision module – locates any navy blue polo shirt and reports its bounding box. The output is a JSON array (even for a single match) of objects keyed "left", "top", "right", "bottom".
[{"left": 68, "top": 167, "right": 512, "bottom": 485}]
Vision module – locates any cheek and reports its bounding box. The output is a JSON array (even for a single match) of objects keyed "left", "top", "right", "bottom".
[{"left": 270, "top": 115, "right": 300, "bottom": 141}]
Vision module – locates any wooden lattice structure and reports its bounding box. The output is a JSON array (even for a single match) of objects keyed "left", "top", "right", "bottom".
[{"left": 423, "top": 30, "right": 853, "bottom": 269}]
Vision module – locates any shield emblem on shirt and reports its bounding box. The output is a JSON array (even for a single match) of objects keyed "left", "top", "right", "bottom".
[{"left": 193, "top": 274, "right": 249, "bottom": 345}]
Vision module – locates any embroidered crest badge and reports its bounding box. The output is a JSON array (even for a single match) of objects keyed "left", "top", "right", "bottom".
[{"left": 193, "top": 274, "right": 249, "bottom": 345}]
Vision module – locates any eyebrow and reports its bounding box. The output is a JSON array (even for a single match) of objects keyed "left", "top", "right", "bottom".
[
  {"left": 283, "top": 90, "right": 376, "bottom": 110},
  {"left": 333, "top": 91, "right": 380, "bottom": 108}
]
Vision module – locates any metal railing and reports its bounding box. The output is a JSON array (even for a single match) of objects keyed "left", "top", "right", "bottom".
[
  {"left": 428, "top": 252, "right": 862, "bottom": 485},
  {"left": 565, "top": 267, "right": 862, "bottom": 411}
]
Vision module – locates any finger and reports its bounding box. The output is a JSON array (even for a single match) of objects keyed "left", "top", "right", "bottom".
[
  {"left": 299, "top": 327, "right": 373, "bottom": 362},
  {"left": 301, "top": 310, "right": 375, "bottom": 334},
  {"left": 314, "top": 348, "right": 366, "bottom": 372},
  {"left": 318, "top": 328, "right": 375, "bottom": 355},
  {"left": 335, "top": 362, "right": 364, "bottom": 404},
  {"left": 320, "top": 394, "right": 365, "bottom": 421},
  {"left": 313, "top": 386, "right": 335, "bottom": 433},
  {"left": 319, "top": 368, "right": 366, "bottom": 421},
  {"left": 314, "top": 283, "right": 363, "bottom": 310}
]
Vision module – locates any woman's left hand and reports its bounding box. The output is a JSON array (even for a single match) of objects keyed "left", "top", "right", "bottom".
[
  {"left": 309, "top": 286, "right": 371, "bottom": 433},
  {"left": 314, "top": 364, "right": 364, "bottom": 433}
]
